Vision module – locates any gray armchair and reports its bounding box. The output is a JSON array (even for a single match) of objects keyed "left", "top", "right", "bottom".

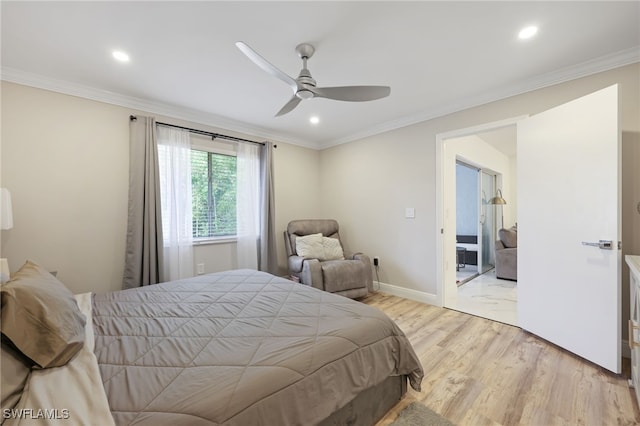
[
  {"left": 284, "top": 219, "right": 373, "bottom": 299},
  {"left": 495, "top": 227, "right": 517, "bottom": 281}
]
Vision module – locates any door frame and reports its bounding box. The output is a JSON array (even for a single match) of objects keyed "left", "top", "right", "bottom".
[
  {"left": 435, "top": 115, "right": 526, "bottom": 307},
  {"left": 479, "top": 169, "right": 499, "bottom": 275},
  {"left": 454, "top": 160, "right": 501, "bottom": 279}
]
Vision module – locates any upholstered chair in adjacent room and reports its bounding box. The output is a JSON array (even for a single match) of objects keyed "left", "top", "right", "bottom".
[
  {"left": 495, "top": 226, "right": 517, "bottom": 281},
  {"left": 284, "top": 219, "right": 373, "bottom": 299}
]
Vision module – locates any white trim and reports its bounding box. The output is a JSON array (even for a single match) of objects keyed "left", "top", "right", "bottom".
[
  {"left": 623, "top": 339, "right": 631, "bottom": 359},
  {"left": 190, "top": 137, "right": 238, "bottom": 157},
  {"left": 322, "top": 47, "right": 640, "bottom": 149},
  {"left": 435, "top": 116, "right": 526, "bottom": 309},
  {"left": 437, "top": 116, "right": 529, "bottom": 142},
  {"left": 0, "top": 67, "right": 317, "bottom": 150},
  {"left": 193, "top": 237, "right": 236, "bottom": 246},
  {"left": 2, "top": 48, "right": 638, "bottom": 151},
  {"left": 376, "top": 281, "right": 439, "bottom": 306}
]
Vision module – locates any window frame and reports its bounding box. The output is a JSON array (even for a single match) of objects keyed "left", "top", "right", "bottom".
[{"left": 190, "top": 136, "right": 238, "bottom": 245}]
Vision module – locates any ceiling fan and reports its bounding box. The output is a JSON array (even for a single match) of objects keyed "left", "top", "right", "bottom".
[{"left": 236, "top": 41, "right": 391, "bottom": 117}]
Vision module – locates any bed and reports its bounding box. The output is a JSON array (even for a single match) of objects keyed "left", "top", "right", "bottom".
[{"left": 1, "top": 263, "right": 423, "bottom": 425}]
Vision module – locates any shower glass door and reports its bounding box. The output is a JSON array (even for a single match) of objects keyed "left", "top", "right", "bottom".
[{"left": 479, "top": 171, "right": 496, "bottom": 274}]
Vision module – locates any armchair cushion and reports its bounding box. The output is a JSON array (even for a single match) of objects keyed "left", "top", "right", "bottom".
[
  {"left": 321, "top": 260, "right": 366, "bottom": 293},
  {"left": 495, "top": 247, "right": 517, "bottom": 281},
  {"left": 322, "top": 237, "right": 345, "bottom": 261},
  {"left": 294, "top": 233, "right": 345, "bottom": 261},
  {"left": 495, "top": 229, "right": 518, "bottom": 281},
  {"left": 288, "top": 255, "right": 305, "bottom": 274},
  {"left": 295, "top": 233, "right": 325, "bottom": 259},
  {"left": 498, "top": 227, "right": 518, "bottom": 248}
]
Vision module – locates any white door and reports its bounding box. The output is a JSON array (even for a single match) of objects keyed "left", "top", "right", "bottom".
[{"left": 518, "top": 85, "right": 620, "bottom": 373}]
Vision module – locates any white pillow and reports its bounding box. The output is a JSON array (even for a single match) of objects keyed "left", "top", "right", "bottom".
[
  {"left": 295, "top": 233, "right": 325, "bottom": 259},
  {"left": 322, "top": 237, "right": 345, "bottom": 261}
]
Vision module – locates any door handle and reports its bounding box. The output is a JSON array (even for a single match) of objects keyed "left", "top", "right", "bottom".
[{"left": 581, "top": 240, "right": 613, "bottom": 250}]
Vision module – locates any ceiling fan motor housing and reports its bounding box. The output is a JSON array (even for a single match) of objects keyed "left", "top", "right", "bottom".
[
  {"left": 296, "top": 89, "right": 314, "bottom": 100},
  {"left": 236, "top": 41, "right": 391, "bottom": 116},
  {"left": 297, "top": 71, "right": 316, "bottom": 87},
  {"left": 296, "top": 61, "right": 316, "bottom": 99}
]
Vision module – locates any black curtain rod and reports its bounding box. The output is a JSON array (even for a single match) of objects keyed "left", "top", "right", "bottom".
[{"left": 129, "top": 115, "right": 274, "bottom": 147}]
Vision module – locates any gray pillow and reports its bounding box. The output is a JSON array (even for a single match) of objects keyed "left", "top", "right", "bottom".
[
  {"left": 1, "top": 261, "right": 86, "bottom": 369},
  {"left": 499, "top": 228, "right": 518, "bottom": 248}
]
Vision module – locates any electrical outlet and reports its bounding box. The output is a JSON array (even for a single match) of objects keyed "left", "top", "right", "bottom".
[
  {"left": 196, "top": 263, "right": 205, "bottom": 275},
  {"left": 373, "top": 257, "right": 380, "bottom": 267}
]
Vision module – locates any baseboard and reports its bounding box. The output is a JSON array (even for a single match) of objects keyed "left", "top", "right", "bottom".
[{"left": 375, "top": 281, "right": 439, "bottom": 306}]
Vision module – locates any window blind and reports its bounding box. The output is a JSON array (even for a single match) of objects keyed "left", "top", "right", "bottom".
[{"left": 191, "top": 149, "right": 237, "bottom": 238}]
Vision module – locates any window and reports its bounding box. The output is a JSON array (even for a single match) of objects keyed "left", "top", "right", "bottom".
[{"left": 190, "top": 149, "right": 237, "bottom": 239}]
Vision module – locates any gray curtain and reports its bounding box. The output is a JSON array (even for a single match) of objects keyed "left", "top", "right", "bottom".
[
  {"left": 123, "top": 116, "right": 164, "bottom": 289},
  {"left": 258, "top": 141, "right": 278, "bottom": 275}
]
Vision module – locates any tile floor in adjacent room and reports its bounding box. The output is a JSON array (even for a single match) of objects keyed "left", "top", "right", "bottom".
[{"left": 448, "top": 267, "right": 517, "bottom": 326}]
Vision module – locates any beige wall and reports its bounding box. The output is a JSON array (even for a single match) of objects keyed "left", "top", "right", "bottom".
[
  {"left": 319, "top": 64, "right": 639, "bottom": 307},
  {"left": 272, "top": 141, "right": 322, "bottom": 273},
  {"left": 1, "top": 64, "right": 638, "bottom": 340},
  {"left": 1, "top": 83, "right": 130, "bottom": 294},
  {"left": 0, "top": 82, "right": 320, "bottom": 293}
]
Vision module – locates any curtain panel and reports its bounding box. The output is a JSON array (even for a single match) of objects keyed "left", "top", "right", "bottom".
[
  {"left": 259, "top": 142, "right": 278, "bottom": 275},
  {"left": 157, "top": 126, "right": 194, "bottom": 281},
  {"left": 236, "top": 141, "right": 278, "bottom": 275},
  {"left": 123, "top": 116, "right": 164, "bottom": 289},
  {"left": 236, "top": 143, "right": 261, "bottom": 270}
]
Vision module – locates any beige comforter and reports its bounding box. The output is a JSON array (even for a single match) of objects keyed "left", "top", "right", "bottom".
[{"left": 92, "top": 269, "right": 423, "bottom": 425}]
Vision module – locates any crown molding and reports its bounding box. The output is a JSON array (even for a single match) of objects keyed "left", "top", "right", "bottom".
[
  {"left": 2, "top": 46, "right": 638, "bottom": 151},
  {"left": 321, "top": 47, "right": 640, "bottom": 149},
  {"left": 0, "top": 67, "right": 321, "bottom": 150}
]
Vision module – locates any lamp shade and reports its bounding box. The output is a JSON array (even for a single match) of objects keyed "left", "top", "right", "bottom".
[
  {"left": 1, "top": 188, "right": 14, "bottom": 230},
  {"left": 0, "top": 258, "right": 9, "bottom": 283},
  {"left": 489, "top": 189, "right": 507, "bottom": 205}
]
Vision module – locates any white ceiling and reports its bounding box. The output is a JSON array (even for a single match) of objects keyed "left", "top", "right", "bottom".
[{"left": 2, "top": 1, "right": 638, "bottom": 150}]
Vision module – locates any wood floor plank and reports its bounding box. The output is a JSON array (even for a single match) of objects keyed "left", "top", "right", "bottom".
[{"left": 363, "top": 292, "right": 640, "bottom": 426}]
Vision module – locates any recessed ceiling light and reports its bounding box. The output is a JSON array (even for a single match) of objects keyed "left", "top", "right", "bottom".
[
  {"left": 309, "top": 116, "right": 320, "bottom": 125},
  {"left": 112, "top": 50, "right": 130, "bottom": 62},
  {"left": 518, "top": 26, "right": 538, "bottom": 40}
]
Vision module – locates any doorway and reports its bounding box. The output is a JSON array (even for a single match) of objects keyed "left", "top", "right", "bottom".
[
  {"left": 479, "top": 170, "right": 497, "bottom": 274},
  {"left": 455, "top": 161, "right": 500, "bottom": 285},
  {"left": 438, "top": 119, "right": 519, "bottom": 326},
  {"left": 455, "top": 161, "right": 480, "bottom": 286},
  {"left": 436, "top": 86, "right": 621, "bottom": 372}
]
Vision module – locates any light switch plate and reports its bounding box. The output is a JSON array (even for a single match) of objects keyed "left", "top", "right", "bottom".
[{"left": 405, "top": 207, "right": 415, "bottom": 219}]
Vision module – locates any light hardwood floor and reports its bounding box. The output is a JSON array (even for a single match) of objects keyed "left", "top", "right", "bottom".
[{"left": 362, "top": 292, "right": 640, "bottom": 426}]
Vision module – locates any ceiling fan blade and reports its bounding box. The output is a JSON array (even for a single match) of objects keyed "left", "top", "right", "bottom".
[
  {"left": 312, "top": 85, "right": 390, "bottom": 102},
  {"left": 235, "top": 41, "right": 298, "bottom": 92},
  {"left": 275, "top": 95, "right": 302, "bottom": 117}
]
